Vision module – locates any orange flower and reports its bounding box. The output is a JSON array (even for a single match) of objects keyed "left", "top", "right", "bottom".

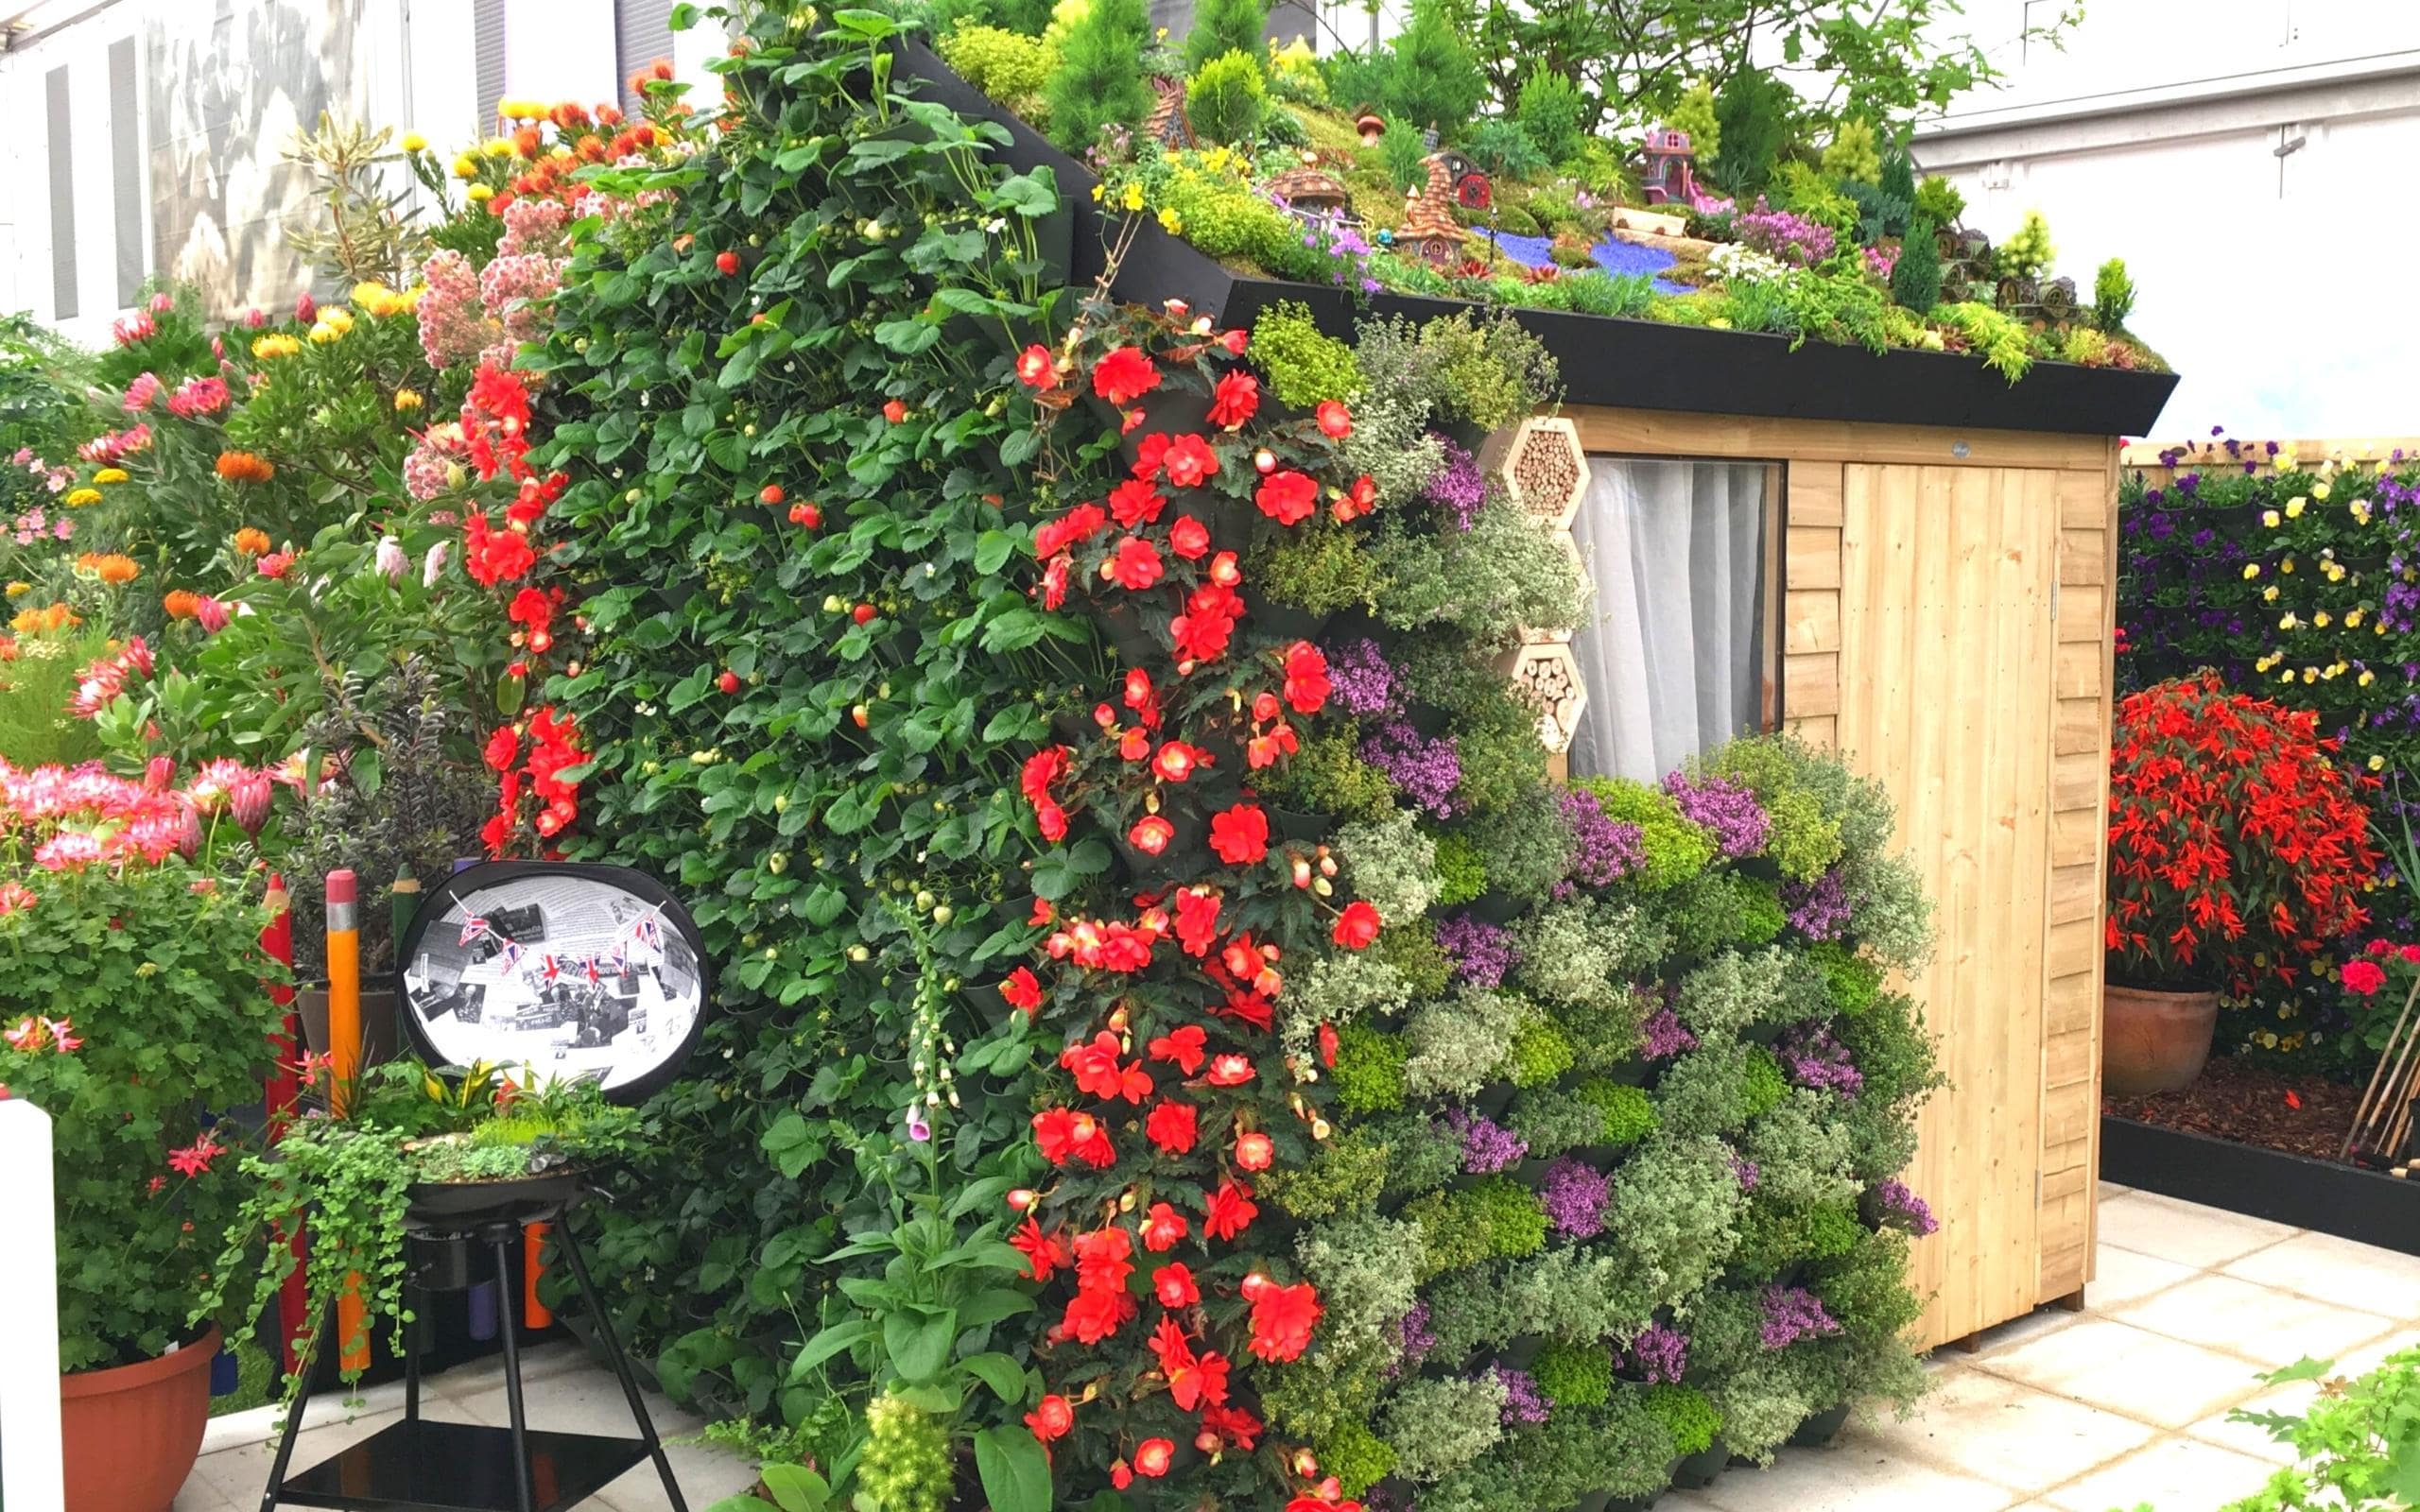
[
  {"left": 10, "top": 603, "right": 79, "bottom": 635},
  {"left": 232, "top": 527, "right": 271, "bottom": 556},
  {"left": 215, "top": 451, "right": 275, "bottom": 485},
  {"left": 75, "top": 553, "right": 140, "bottom": 585},
  {"left": 162, "top": 589, "right": 200, "bottom": 620}
]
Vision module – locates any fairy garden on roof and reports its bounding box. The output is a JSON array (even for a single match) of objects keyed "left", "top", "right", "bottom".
[{"left": 928, "top": 0, "right": 2164, "bottom": 381}]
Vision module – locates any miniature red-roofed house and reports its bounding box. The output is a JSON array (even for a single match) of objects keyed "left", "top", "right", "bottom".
[{"left": 1400, "top": 152, "right": 1468, "bottom": 267}]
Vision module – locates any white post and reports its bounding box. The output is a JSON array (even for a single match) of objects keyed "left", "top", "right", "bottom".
[{"left": 0, "top": 1098, "right": 63, "bottom": 1512}]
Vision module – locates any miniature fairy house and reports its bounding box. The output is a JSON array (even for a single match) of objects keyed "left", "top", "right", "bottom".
[
  {"left": 1438, "top": 148, "right": 1492, "bottom": 211},
  {"left": 1400, "top": 152, "right": 1470, "bottom": 267},
  {"left": 1142, "top": 77, "right": 1196, "bottom": 150},
  {"left": 1641, "top": 127, "right": 1699, "bottom": 206},
  {"left": 1263, "top": 166, "right": 1351, "bottom": 220}
]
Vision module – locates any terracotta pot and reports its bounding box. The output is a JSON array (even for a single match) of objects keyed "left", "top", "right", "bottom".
[
  {"left": 297, "top": 981, "right": 402, "bottom": 1069},
  {"left": 61, "top": 1326, "right": 219, "bottom": 1512},
  {"left": 2103, "top": 982, "right": 2219, "bottom": 1097}
]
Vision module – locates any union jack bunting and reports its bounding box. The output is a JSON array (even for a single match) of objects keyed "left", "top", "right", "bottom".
[
  {"left": 540, "top": 954, "right": 561, "bottom": 982},
  {"left": 498, "top": 940, "right": 524, "bottom": 971},
  {"left": 458, "top": 916, "right": 492, "bottom": 947}
]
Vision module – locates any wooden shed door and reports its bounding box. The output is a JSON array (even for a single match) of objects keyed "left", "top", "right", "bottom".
[{"left": 1836, "top": 463, "right": 2058, "bottom": 1348}]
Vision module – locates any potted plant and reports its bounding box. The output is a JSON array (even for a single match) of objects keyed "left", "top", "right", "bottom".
[
  {"left": 0, "top": 759, "right": 287, "bottom": 1512},
  {"left": 2105, "top": 673, "right": 2378, "bottom": 1095},
  {"left": 201, "top": 1056, "right": 642, "bottom": 1403}
]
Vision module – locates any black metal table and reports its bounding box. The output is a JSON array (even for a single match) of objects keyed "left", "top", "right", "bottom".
[{"left": 258, "top": 1180, "right": 688, "bottom": 1512}]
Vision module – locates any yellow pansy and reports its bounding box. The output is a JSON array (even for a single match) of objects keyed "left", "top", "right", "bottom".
[
  {"left": 2243, "top": 563, "right": 2261, "bottom": 579},
  {"left": 2286, "top": 496, "right": 2306, "bottom": 518},
  {"left": 2262, "top": 586, "right": 2279, "bottom": 602},
  {"left": 2262, "top": 509, "right": 2280, "bottom": 528},
  {"left": 1120, "top": 181, "right": 1145, "bottom": 213},
  {"left": 2279, "top": 612, "right": 2299, "bottom": 629},
  {"left": 2313, "top": 481, "right": 2332, "bottom": 500},
  {"left": 92, "top": 468, "right": 127, "bottom": 486},
  {"left": 1157, "top": 208, "right": 1184, "bottom": 234},
  {"left": 2347, "top": 609, "right": 2364, "bottom": 626},
  {"left": 2279, "top": 669, "right": 2297, "bottom": 684},
  {"left": 2360, "top": 669, "right": 2377, "bottom": 686},
  {"left": 2372, "top": 754, "right": 2389, "bottom": 771},
  {"left": 2283, "top": 557, "right": 2296, "bottom": 574},
  {"left": 2303, "top": 667, "right": 2319, "bottom": 683},
  {"left": 2314, "top": 610, "right": 2331, "bottom": 627},
  {"left": 2354, "top": 502, "right": 2373, "bottom": 524}
]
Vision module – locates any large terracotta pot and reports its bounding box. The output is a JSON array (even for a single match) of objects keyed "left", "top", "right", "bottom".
[
  {"left": 2103, "top": 983, "right": 2219, "bottom": 1097},
  {"left": 61, "top": 1325, "right": 219, "bottom": 1512}
]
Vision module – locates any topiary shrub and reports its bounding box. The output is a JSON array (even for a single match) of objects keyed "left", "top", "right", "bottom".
[
  {"left": 1043, "top": 0, "right": 1151, "bottom": 149},
  {"left": 1515, "top": 65, "right": 1586, "bottom": 163},
  {"left": 1890, "top": 214, "right": 1942, "bottom": 311},
  {"left": 1186, "top": 48, "right": 1269, "bottom": 145},
  {"left": 1183, "top": 0, "right": 1266, "bottom": 72}
]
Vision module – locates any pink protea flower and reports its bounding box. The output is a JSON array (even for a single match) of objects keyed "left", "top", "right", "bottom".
[
  {"left": 229, "top": 772, "right": 273, "bottom": 835},
  {"left": 166, "top": 375, "right": 231, "bottom": 419},
  {"left": 144, "top": 755, "right": 174, "bottom": 791},
  {"left": 123, "top": 372, "right": 162, "bottom": 411},
  {"left": 111, "top": 313, "right": 157, "bottom": 346},
  {"left": 192, "top": 595, "right": 232, "bottom": 634},
  {"left": 184, "top": 758, "right": 248, "bottom": 813}
]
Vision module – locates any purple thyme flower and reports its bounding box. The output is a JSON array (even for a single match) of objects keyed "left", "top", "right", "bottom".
[
  {"left": 1324, "top": 637, "right": 1399, "bottom": 717},
  {"left": 1494, "top": 1366, "right": 1551, "bottom": 1425},
  {"left": 1389, "top": 1303, "right": 1436, "bottom": 1373},
  {"left": 1870, "top": 1177, "right": 1939, "bottom": 1236},
  {"left": 1639, "top": 1005, "right": 1698, "bottom": 1060},
  {"left": 1758, "top": 1284, "right": 1841, "bottom": 1349},
  {"left": 1630, "top": 1324, "right": 1688, "bottom": 1384},
  {"left": 1728, "top": 1153, "right": 1760, "bottom": 1191},
  {"left": 1539, "top": 1157, "right": 1612, "bottom": 1240},
  {"left": 1359, "top": 721, "right": 1461, "bottom": 817},
  {"left": 1559, "top": 787, "right": 1646, "bottom": 888},
  {"left": 1443, "top": 1107, "right": 1529, "bottom": 1174},
  {"left": 1737, "top": 199, "right": 1837, "bottom": 266},
  {"left": 1435, "top": 911, "right": 1515, "bottom": 988},
  {"left": 1778, "top": 1022, "right": 1863, "bottom": 1099},
  {"left": 1662, "top": 772, "right": 1770, "bottom": 859},
  {"left": 1425, "top": 436, "right": 1485, "bottom": 530},
  {"left": 1783, "top": 867, "right": 1854, "bottom": 939}
]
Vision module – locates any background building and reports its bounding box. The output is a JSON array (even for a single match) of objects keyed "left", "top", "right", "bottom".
[
  {"left": 0, "top": 0, "right": 723, "bottom": 346},
  {"left": 1915, "top": 0, "right": 2420, "bottom": 438}
]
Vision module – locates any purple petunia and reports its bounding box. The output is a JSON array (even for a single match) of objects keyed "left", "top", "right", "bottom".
[
  {"left": 1560, "top": 787, "right": 1646, "bottom": 889},
  {"left": 1630, "top": 1324, "right": 1688, "bottom": 1384},
  {"left": 1443, "top": 1107, "right": 1529, "bottom": 1174},
  {"left": 1662, "top": 772, "right": 1770, "bottom": 859},
  {"left": 1539, "top": 1157, "right": 1612, "bottom": 1241},
  {"left": 1324, "top": 637, "right": 1400, "bottom": 717},
  {"left": 1359, "top": 721, "right": 1461, "bottom": 817},
  {"left": 1436, "top": 912, "right": 1516, "bottom": 988},
  {"left": 1784, "top": 868, "right": 1854, "bottom": 940},
  {"left": 1758, "top": 1284, "right": 1841, "bottom": 1349}
]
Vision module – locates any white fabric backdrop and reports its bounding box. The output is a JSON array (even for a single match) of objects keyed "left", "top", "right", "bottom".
[{"left": 1566, "top": 458, "right": 1770, "bottom": 782}]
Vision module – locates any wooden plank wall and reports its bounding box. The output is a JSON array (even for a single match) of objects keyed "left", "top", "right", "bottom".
[{"left": 1568, "top": 407, "right": 2119, "bottom": 1349}]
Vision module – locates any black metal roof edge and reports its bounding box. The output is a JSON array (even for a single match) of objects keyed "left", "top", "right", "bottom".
[{"left": 898, "top": 39, "right": 2180, "bottom": 438}]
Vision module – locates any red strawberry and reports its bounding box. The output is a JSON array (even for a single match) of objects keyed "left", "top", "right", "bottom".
[
  {"left": 853, "top": 603, "right": 876, "bottom": 625},
  {"left": 715, "top": 249, "right": 740, "bottom": 275},
  {"left": 788, "top": 502, "right": 821, "bottom": 529},
  {"left": 717, "top": 670, "right": 740, "bottom": 696},
  {"left": 760, "top": 483, "right": 785, "bottom": 506}
]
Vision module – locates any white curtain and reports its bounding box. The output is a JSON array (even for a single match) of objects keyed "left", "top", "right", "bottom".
[{"left": 1567, "top": 458, "right": 1770, "bottom": 782}]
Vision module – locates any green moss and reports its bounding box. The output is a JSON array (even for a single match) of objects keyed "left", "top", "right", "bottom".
[
  {"left": 934, "top": 25, "right": 1055, "bottom": 121},
  {"left": 1573, "top": 776, "right": 1715, "bottom": 890},
  {"left": 1332, "top": 1023, "right": 1408, "bottom": 1114},
  {"left": 1578, "top": 1078, "right": 1658, "bottom": 1146},
  {"left": 1432, "top": 832, "right": 1486, "bottom": 906},
  {"left": 1533, "top": 1340, "right": 1615, "bottom": 1407},
  {"left": 1507, "top": 1014, "right": 1576, "bottom": 1088},
  {"left": 1642, "top": 1383, "right": 1721, "bottom": 1455},
  {"left": 1470, "top": 1176, "right": 1549, "bottom": 1260},
  {"left": 1319, "top": 1421, "right": 1398, "bottom": 1499},
  {"left": 1251, "top": 300, "right": 1363, "bottom": 406},
  {"left": 1740, "top": 1045, "right": 1787, "bottom": 1118}
]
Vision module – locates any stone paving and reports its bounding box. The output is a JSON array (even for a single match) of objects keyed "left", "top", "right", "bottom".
[{"left": 178, "top": 1187, "right": 2420, "bottom": 1512}]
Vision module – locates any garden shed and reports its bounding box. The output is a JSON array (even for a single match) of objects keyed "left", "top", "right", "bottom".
[{"left": 912, "top": 41, "right": 2179, "bottom": 1351}]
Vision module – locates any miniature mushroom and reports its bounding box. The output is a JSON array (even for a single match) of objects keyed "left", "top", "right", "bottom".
[{"left": 1355, "top": 108, "right": 1385, "bottom": 147}]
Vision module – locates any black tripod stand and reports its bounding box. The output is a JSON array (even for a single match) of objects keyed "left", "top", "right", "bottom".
[{"left": 257, "top": 1185, "right": 688, "bottom": 1512}]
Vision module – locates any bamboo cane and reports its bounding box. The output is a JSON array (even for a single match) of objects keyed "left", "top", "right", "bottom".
[
  {"left": 2344, "top": 975, "right": 2420, "bottom": 1159},
  {"left": 2360, "top": 1005, "right": 2420, "bottom": 1162}
]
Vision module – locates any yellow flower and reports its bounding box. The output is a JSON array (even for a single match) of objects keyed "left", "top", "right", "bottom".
[
  {"left": 4, "top": 582, "right": 28, "bottom": 598},
  {"left": 394, "top": 388, "right": 424, "bottom": 412},
  {"left": 2262, "top": 586, "right": 2278, "bottom": 602},
  {"left": 2313, "top": 481, "right": 2332, "bottom": 500},
  {"left": 2360, "top": 669, "right": 2377, "bottom": 686},
  {"left": 2279, "top": 669, "right": 2296, "bottom": 684},
  {"left": 2371, "top": 754, "right": 2389, "bottom": 771},
  {"left": 321, "top": 307, "right": 354, "bottom": 334},
  {"left": 2302, "top": 667, "right": 2318, "bottom": 683},
  {"left": 1091, "top": 183, "right": 1105, "bottom": 202},
  {"left": 93, "top": 468, "right": 127, "bottom": 486},
  {"left": 2261, "top": 509, "right": 2280, "bottom": 528},
  {"left": 2286, "top": 495, "right": 2306, "bottom": 517},
  {"left": 453, "top": 154, "right": 479, "bottom": 179},
  {"left": 2243, "top": 563, "right": 2261, "bottom": 579},
  {"left": 500, "top": 99, "right": 544, "bottom": 122},
  {"left": 401, "top": 131, "right": 428, "bottom": 153},
  {"left": 2279, "top": 612, "right": 2299, "bottom": 629},
  {"left": 308, "top": 321, "right": 340, "bottom": 344},
  {"left": 1121, "top": 181, "right": 1145, "bottom": 213},
  {"left": 468, "top": 183, "right": 495, "bottom": 203},
  {"left": 251, "top": 334, "right": 302, "bottom": 359},
  {"left": 1157, "top": 208, "right": 1184, "bottom": 234},
  {"left": 2282, "top": 556, "right": 2296, "bottom": 574},
  {"left": 2314, "top": 610, "right": 2331, "bottom": 627},
  {"left": 62, "top": 487, "right": 100, "bottom": 507},
  {"left": 2348, "top": 609, "right": 2364, "bottom": 626},
  {"left": 482, "top": 137, "right": 514, "bottom": 159}
]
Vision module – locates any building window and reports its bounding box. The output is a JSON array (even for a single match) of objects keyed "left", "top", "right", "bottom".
[
  {"left": 45, "top": 64, "right": 76, "bottom": 321},
  {"left": 1565, "top": 456, "right": 1779, "bottom": 781}
]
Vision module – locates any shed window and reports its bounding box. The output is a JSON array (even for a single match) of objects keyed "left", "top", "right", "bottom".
[{"left": 1566, "top": 457, "right": 1777, "bottom": 781}]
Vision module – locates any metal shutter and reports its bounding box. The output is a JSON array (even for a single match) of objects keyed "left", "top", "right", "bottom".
[
  {"left": 475, "top": 0, "right": 508, "bottom": 133},
  {"left": 44, "top": 65, "right": 75, "bottom": 320},
  {"left": 616, "top": 0, "right": 677, "bottom": 116},
  {"left": 108, "top": 37, "right": 143, "bottom": 308}
]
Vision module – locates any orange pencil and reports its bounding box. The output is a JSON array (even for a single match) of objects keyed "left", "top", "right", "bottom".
[{"left": 326, "top": 869, "right": 369, "bottom": 1373}]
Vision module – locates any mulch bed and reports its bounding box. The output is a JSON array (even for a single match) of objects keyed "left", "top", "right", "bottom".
[{"left": 2104, "top": 1056, "right": 2371, "bottom": 1161}]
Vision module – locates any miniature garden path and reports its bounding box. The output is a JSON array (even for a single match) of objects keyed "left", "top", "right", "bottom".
[{"left": 170, "top": 1188, "right": 2420, "bottom": 1512}]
